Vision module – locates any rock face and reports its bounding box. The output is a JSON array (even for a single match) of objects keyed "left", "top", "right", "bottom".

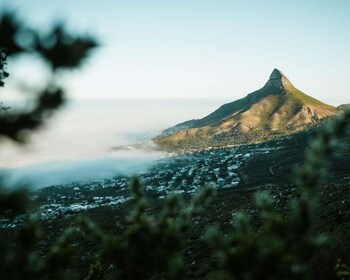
[
  {"left": 154, "top": 69, "right": 338, "bottom": 151},
  {"left": 266, "top": 68, "right": 293, "bottom": 87}
]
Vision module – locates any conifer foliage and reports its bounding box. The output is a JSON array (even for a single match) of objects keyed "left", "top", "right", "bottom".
[
  {"left": 0, "top": 11, "right": 98, "bottom": 141},
  {"left": 0, "top": 49, "right": 8, "bottom": 87}
]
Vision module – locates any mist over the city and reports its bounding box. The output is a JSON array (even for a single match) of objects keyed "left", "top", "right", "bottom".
[{"left": 0, "top": 98, "right": 227, "bottom": 188}]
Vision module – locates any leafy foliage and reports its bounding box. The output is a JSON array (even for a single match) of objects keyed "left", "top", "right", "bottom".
[
  {"left": 34, "top": 24, "right": 98, "bottom": 71},
  {"left": 78, "top": 179, "right": 215, "bottom": 279},
  {"left": 0, "top": 11, "right": 98, "bottom": 141},
  {"left": 0, "top": 216, "right": 79, "bottom": 280},
  {"left": 0, "top": 9, "right": 97, "bottom": 279},
  {"left": 204, "top": 192, "right": 327, "bottom": 279},
  {"left": 0, "top": 49, "right": 9, "bottom": 87},
  {"left": 0, "top": 187, "right": 29, "bottom": 215},
  {"left": 204, "top": 110, "right": 350, "bottom": 280},
  {"left": 336, "top": 259, "right": 350, "bottom": 280}
]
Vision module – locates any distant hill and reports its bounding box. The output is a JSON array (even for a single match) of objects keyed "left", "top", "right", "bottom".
[{"left": 154, "top": 69, "right": 339, "bottom": 151}]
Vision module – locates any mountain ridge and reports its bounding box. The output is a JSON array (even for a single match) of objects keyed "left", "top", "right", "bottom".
[{"left": 155, "top": 69, "right": 339, "bottom": 151}]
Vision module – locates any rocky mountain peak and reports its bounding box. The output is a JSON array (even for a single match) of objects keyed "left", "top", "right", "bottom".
[
  {"left": 269, "top": 68, "right": 285, "bottom": 79},
  {"left": 263, "top": 68, "right": 294, "bottom": 92}
]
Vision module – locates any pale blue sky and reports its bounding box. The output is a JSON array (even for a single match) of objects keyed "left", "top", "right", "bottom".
[{"left": 1, "top": 0, "right": 349, "bottom": 105}]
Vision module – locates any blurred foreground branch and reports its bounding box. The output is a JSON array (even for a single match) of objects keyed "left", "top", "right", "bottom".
[{"left": 0, "top": 11, "right": 98, "bottom": 141}]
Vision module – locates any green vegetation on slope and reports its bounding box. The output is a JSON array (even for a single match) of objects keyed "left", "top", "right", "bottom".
[
  {"left": 156, "top": 69, "right": 339, "bottom": 151},
  {"left": 286, "top": 87, "right": 337, "bottom": 111}
]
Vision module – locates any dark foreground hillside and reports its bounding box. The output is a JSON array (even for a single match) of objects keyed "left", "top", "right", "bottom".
[
  {"left": 1, "top": 128, "right": 349, "bottom": 279},
  {"left": 1, "top": 178, "right": 349, "bottom": 279}
]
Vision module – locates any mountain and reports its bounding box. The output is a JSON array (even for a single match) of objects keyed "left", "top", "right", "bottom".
[{"left": 154, "top": 69, "right": 338, "bottom": 151}]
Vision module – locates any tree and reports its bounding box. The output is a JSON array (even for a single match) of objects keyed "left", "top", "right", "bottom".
[
  {"left": 0, "top": 48, "right": 9, "bottom": 87},
  {"left": 0, "top": 11, "right": 99, "bottom": 279},
  {"left": 0, "top": 10, "right": 98, "bottom": 141}
]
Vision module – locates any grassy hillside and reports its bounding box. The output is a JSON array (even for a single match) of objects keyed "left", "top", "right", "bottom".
[
  {"left": 286, "top": 87, "right": 337, "bottom": 111},
  {"left": 155, "top": 70, "right": 339, "bottom": 151}
]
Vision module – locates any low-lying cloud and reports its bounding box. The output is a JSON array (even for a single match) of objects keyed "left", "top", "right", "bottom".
[
  {"left": 0, "top": 98, "right": 225, "bottom": 190},
  {"left": 0, "top": 151, "right": 165, "bottom": 190}
]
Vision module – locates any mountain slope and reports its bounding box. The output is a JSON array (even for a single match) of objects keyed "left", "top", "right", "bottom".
[{"left": 155, "top": 69, "right": 338, "bottom": 151}]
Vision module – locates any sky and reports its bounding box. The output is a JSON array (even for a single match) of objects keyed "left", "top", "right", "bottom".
[{"left": 1, "top": 0, "right": 349, "bottom": 105}]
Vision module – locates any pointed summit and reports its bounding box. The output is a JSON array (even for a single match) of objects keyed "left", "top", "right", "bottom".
[
  {"left": 263, "top": 68, "right": 294, "bottom": 92},
  {"left": 246, "top": 68, "right": 294, "bottom": 102},
  {"left": 269, "top": 68, "right": 285, "bottom": 79}
]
